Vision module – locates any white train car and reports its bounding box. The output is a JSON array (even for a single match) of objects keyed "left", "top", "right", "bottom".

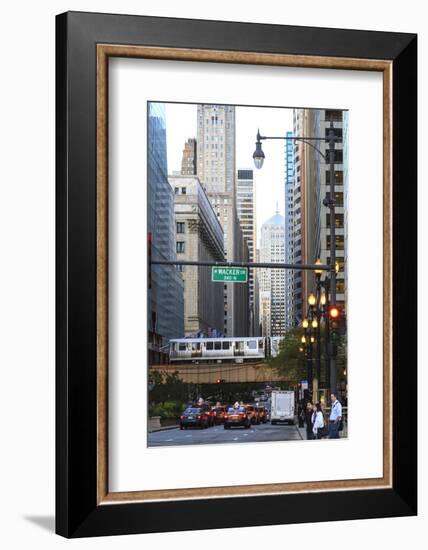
[
  {"left": 269, "top": 336, "right": 283, "bottom": 358},
  {"left": 169, "top": 337, "right": 267, "bottom": 363}
]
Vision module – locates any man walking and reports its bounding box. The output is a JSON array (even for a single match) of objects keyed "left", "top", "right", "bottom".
[{"left": 328, "top": 392, "right": 342, "bottom": 439}]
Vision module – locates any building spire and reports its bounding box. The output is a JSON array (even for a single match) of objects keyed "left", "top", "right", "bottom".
[{"left": 275, "top": 201, "right": 279, "bottom": 215}]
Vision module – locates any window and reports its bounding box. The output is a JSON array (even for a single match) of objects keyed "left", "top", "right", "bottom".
[
  {"left": 326, "top": 235, "right": 345, "bottom": 250},
  {"left": 214, "top": 341, "right": 222, "bottom": 350},
  {"left": 206, "top": 342, "right": 214, "bottom": 350},
  {"left": 336, "top": 280, "right": 346, "bottom": 294},
  {"left": 222, "top": 342, "right": 230, "bottom": 350},
  {"left": 326, "top": 213, "right": 344, "bottom": 228},
  {"left": 325, "top": 127, "right": 343, "bottom": 140},
  {"left": 325, "top": 192, "right": 344, "bottom": 207},
  {"left": 325, "top": 150, "right": 343, "bottom": 163},
  {"left": 325, "top": 110, "right": 342, "bottom": 122},
  {"left": 181, "top": 187, "right": 187, "bottom": 194},
  {"left": 176, "top": 241, "right": 185, "bottom": 253},
  {"left": 248, "top": 340, "right": 257, "bottom": 349},
  {"left": 325, "top": 170, "right": 344, "bottom": 184},
  {"left": 179, "top": 343, "right": 186, "bottom": 351},
  {"left": 327, "top": 257, "right": 345, "bottom": 272},
  {"left": 174, "top": 187, "right": 179, "bottom": 194},
  {"left": 176, "top": 222, "right": 185, "bottom": 234}
]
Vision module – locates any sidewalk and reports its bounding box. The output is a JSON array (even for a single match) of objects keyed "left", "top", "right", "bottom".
[
  {"left": 297, "top": 423, "right": 348, "bottom": 440},
  {"left": 148, "top": 424, "right": 179, "bottom": 434}
]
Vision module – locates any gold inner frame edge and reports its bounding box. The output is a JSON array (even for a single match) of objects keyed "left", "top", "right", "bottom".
[{"left": 96, "top": 44, "right": 393, "bottom": 504}]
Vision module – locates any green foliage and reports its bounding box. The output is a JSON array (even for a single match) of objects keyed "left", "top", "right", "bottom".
[
  {"left": 269, "top": 326, "right": 347, "bottom": 386},
  {"left": 149, "top": 400, "right": 184, "bottom": 419},
  {"left": 269, "top": 327, "right": 307, "bottom": 384}
]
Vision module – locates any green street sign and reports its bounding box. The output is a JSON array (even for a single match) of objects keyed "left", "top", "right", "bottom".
[{"left": 212, "top": 266, "right": 248, "bottom": 283}]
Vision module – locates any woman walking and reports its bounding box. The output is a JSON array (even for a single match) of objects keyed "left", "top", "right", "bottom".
[{"left": 312, "top": 402, "right": 325, "bottom": 439}]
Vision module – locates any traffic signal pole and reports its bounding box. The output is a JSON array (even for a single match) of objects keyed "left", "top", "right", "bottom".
[{"left": 327, "top": 123, "right": 338, "bottom": 396}]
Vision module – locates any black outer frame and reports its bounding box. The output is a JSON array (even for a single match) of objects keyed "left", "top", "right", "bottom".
[{"left": 56, "top": 11, "right": 417, "bottom": 538}]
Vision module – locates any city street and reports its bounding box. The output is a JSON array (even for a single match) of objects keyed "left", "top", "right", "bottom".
[{"left": 148, "top": 421, "right": 303, "bottom": 447}]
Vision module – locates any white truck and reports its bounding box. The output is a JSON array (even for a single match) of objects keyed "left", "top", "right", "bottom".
[{"left": 270, "top": 390, "right": 295, "bottom": 425}]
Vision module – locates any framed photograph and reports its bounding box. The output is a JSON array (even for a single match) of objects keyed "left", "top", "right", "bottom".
[{"left": 56, "top": 11, "right": 417, "bottom": 538}]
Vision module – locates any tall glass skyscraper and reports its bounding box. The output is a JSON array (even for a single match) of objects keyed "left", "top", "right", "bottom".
[
  {"left": 259, "top": 212, "right": 286, "bottom": 336},
  {"left": 284, "top": 131, "right": 295, "bottom": 327},
  {"left": 148, "top": 103, "right": 184, "bottom": 352}
]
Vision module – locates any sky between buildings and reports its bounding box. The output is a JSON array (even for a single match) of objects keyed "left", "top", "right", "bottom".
[{"left": 164, "top": 103, "right": 293, "bottom": 248}]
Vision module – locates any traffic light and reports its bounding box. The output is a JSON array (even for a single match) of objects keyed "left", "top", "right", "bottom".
[
  {"left": 329, "top": 305, "right": 340, "bottom": 331},
  {"left": 329, "top": 306, "right": 346, "bottom": 335}
]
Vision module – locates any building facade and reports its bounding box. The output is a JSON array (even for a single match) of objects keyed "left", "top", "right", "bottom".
[
  {"left": 259, "top": 212, "right": 286, "bottom": 336},
  {"left": 284, "top": 132, "right": 295, "bottom": 328},
  {"left": 196, "top": 104, "right": 249, "bottom": 337},
  {"left": 292, "top": 108, "right": 347, "bottom": 318},
  {"left": 236, "top": 168, "right": 258, "bottom": 335},
  {"left": 169, "top": 175, "right": 225, "bottom": 337},
  {"left": 147, "top": 103, "right": 184, "bottom": 360},
  {"left": 310, "top": 109, "right": 346, "bottom": 312},
  {"left": 181, "top": 138, "right": 197, "bottom": 175}
]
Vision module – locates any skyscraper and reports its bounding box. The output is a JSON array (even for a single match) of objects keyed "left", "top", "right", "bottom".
[
  {"left": 292, "top": 108, "right": 320, "bottom": 323},
  {"left": 284, "top": 132, "right": 295, "bottom": 328},
  {"left": 180, "top": 138, "right": 197, "bottom": 175},
  {"left": 236, "top": 168, "right": 258, "bottom": 335},
  {"left": 169, "top": 174, "right": 225, "bottom": 337},
  {"left": 196, "top": 104, "right": 248, "bottom": 336},
  {"left": 147, "top": 103, "right": 184, "bottom": 359},
  {"left": 308, "top": 109, "right": 346, "bottom": 312},
  {"left": 259, "top": 211, "right": 286, "bottom": 336}
]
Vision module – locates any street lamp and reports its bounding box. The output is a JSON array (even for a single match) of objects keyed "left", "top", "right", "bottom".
[{"left": 253, "top": 130, "right": 265, "bottom": 169}]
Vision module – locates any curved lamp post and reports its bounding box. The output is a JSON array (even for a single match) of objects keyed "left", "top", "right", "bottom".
[{"left": 253, "top": 126, "right": 341, "bottom": 395}]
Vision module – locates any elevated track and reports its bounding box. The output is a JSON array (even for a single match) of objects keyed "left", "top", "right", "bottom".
[{"left": 150, "top": 361, "right": 285, "bottom": 384}]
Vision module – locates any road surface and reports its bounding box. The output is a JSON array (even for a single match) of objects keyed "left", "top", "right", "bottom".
[{"left": 148, "top": 421, "right": 303, "bottom": 447}]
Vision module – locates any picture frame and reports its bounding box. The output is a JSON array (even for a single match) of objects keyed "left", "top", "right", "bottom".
[{"left": 56, "top": 11, "right": 417, "bottom": 538}]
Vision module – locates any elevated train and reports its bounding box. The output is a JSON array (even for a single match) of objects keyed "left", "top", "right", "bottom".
[{"left": 169, "top": 336, "right": 282, "bottom": 363}]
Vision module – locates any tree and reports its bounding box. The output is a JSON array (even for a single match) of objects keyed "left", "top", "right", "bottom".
[
  {"left": 269, "top": 327, "right": 307, "bottom": 385},
  {"left": 270, "top": 326, "right": 347, "bottom": 387}
]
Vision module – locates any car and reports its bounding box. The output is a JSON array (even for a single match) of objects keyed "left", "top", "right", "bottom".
[
  {"left": 255, "top": 405, "right": 268, "bottom": 424},
  {"left": 179, "top": 407, "right": 209, "bottom": 429},
  {"left": 245, "top": 405, "right": 260, "bottom": 425},
  {"left": 223, "top": 405, "right": 251, "bottom": 429},
  {"left": 211, "top": 405, "right": 227, "bottom": 425},
  {"left": 200, "top": 403, "right": 215, "bottom": 426},
  {"left": 192, "top": 401, "right": 215, "bottom": 426}
]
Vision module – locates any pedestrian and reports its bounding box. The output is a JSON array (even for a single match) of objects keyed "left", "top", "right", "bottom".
[
  {"left": 297, "top": 401, "right": 305, "bottom": 428},
  {"left": 304, "top": 401, "right": 314, "bottom": 440},
  {"left": 311, "top": 402, "right": 325, "bottom": 439},
  {"left": 328, "top": 392, "right": 342, "bottom": 439}
]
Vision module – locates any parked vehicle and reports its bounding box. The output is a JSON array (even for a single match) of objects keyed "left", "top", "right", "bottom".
[
  {"left": 179, "top": 407, "right": 209, "bottom": 429},
  {"left": 270, "top": 390, "right": 295, "bottom": 425},
  {"left": 211, "top": 405, "right": 227, "bottom": 425},
  {"left": 245, "top": 405, "right": 260, "bottom": 425},
  {"left": 224, "top": 406, "right": 251, "bottom": 429},
  {"left": 255, "top": 405, "right": 268, "bottom": 424}
]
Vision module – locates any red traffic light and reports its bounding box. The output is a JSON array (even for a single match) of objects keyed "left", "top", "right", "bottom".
[{"left": 329, "top": 306, "right": 340, "bottom": 319}]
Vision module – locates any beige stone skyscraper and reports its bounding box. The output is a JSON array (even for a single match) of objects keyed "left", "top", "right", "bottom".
[
  {"left": 180, "top": 138, "right": 197, "bottom": 175},
  {"left": 196, "top": 104, "right": 248, "bottom": 336}
]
